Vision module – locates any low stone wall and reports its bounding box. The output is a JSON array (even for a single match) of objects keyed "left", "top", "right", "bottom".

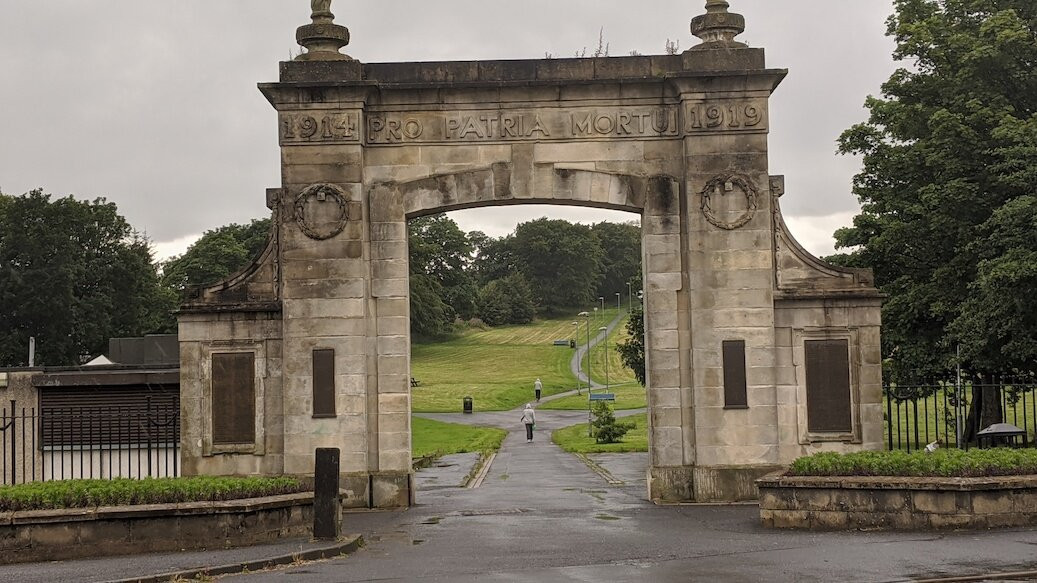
[
  {"left": 757, "top": 474, "right": 1037, "bottom": 530},
  {"left": 0, "top": 493, "right": 317, "bottom": 565}
]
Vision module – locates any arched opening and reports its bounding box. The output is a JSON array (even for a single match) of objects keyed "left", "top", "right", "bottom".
[{"left": 381, "top": 168, "right": 663, "bottom": 502}]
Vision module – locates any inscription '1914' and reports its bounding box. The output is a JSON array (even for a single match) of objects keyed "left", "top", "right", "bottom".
[{"left": 281, "top": 112, "right": 359, "bottom": 144}]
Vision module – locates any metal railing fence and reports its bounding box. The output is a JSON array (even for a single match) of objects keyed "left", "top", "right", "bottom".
[
  {"left": 885, "top": 377, "right": 1037, "bottom": 451},
  {"left": 0, "top": 398, "right": 180, "bottom": 485}
]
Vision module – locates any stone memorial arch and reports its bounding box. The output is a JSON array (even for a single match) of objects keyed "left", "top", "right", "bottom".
[{"left": 178, "top": 0, "right": 884, "bottom": 508}]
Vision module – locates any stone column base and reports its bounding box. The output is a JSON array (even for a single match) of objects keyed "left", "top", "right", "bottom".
[
  {"left": 648, "top": 466, "right": 695, "bottom": 503},
  {"left": 650, "top": 465, "right": 784, "bottom": 503},
  {"left": 328, "top": 472, "right": 414, "bottom": 509}
]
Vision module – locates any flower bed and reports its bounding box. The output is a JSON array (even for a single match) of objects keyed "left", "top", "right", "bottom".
[
  {"left": 0, "top": 478, "right": 320, "bottom": 565},
  {"left": 759, "top": 449, "right": 1037, "bottom": 531}
]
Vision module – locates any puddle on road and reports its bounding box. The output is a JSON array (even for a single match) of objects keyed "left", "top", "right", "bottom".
[{"left": 595, "top": 514, "right": 621, "bottom": 521}]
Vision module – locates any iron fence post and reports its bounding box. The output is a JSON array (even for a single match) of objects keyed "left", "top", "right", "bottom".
[{"left": 10, "top": 400, "right": 16, "bottom": 485}]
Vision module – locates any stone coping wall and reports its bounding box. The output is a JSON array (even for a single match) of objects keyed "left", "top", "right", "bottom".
[
  {"left": 757, "top": 473, "right": 1037, "bottom": 530},
  {"left": 0, "top": 493, "right": 317, "bottom": 565}
]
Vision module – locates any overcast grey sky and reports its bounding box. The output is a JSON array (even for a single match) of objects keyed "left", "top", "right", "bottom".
[{"left": 0, "top": 1, "right": 897, "bottom": 258}]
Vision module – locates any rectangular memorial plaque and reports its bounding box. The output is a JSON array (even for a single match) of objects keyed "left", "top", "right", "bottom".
[
  {"left": 211, "top": 352, "right": 256, "bottom": 445},
  {"left": 723, "top": 340, "right": 748, "bottom": 409},
  {"left": 805, "top": 339, "right": 852, "bottom": 432},
  {"left": 313, "top": 349, "right": 336, "bottom": 418}
]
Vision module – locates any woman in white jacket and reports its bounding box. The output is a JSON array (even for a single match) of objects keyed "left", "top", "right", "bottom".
[{"left": 521, "top": 404, "right": 536, "bottom": 443}]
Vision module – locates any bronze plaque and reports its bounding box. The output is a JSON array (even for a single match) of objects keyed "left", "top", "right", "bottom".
[
  {"left": 312, "top": 349, "right": 336, "bottom": 418},
  {"left": 805, "top": 340, "right": 852, "bottom": 432},
  {"left": 211, "top": 352, "right": 256, "bottom": 445},
  {"left": 723, "top": 340, "right": 748, "bottom": 408}
]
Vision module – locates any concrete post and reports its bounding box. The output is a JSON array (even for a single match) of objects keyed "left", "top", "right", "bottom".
[{"left": 313, "top": 447, "right": 341, "bottom": 540}]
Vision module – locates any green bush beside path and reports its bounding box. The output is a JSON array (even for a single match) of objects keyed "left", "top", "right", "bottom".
[
  {"left": 0, "top": 476, "right": 304, "bottom": 512},
  {"left": 552, "top": 413, "right": 649, "bottom": 453},
  {"left": 790, "top": 449, "right": 1037, "bottom": 478}
]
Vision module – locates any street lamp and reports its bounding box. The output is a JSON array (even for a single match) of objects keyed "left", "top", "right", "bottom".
[
  {"left": 627, "top": 281, "right": 632, "bottom": 313},
  {"left": 599, "top": 296, "right": 605, "bottom": 322},
  {"left": 615, "top": 292, "right": 621, "bottom": 314},
  {"left": 578, "top": 311, "right": 592, "bottom": 435},
  {"left": 599, "top": 326, "right": 610, "bottom": 393},
  {"left": 577, "top": 311, "right": 591, "bottom": 385},
  {"left": 571, "top": 321, "right": 582, "bottom": 395}
]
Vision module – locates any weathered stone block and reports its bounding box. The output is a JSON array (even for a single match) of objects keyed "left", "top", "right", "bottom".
[{"left": 371, "top": 472, "right": 413, "bottom": 508}]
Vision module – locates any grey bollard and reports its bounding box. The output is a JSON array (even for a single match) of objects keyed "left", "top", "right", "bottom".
[{"left": 313, "top": 447, "right": 341, "bottom": 540}]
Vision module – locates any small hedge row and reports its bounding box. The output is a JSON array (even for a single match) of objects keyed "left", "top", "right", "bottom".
[
  {"left": 789, "top": 448, "right": 1037, "bottom": 478},
  {"left": 0, "top": 477, "right": 306, "bottom": 512}
]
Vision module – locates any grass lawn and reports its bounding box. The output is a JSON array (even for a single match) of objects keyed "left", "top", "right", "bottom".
[
  {"left": 412, "top": 416, "right": 507, "bottom": 459},
  {"left": 540, "top": 382, "right": 646, "bottom": 410},
  {"left": 411, "top": 315, "right": 583, "bottom": 412},
  {"left": 552, "top": 413, "right": 649, "bottom": 453},
  {"left": 581, "top": 313, "right": 638, "bottom": 387}
]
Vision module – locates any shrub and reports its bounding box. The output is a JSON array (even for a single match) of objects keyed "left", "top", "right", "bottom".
[
  {"left": 0, "top": 476, "right": 305, "bottom": 512},
  {"left": 788, "top": 448, "right": 1037, "bottom": 478},
  {"left": 591, "top": 401, "right": 635, "bottom": 444}
]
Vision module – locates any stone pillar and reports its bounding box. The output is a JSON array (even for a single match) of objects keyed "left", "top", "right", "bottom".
[
  {"left": 643, "top": 178, "right": 696, "bottom": 502},
  {"left": 650, "top": 1, "right": 788, "bottom": 502}
]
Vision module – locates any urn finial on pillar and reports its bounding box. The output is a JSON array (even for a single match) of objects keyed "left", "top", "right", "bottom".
[
  {"left": 690, "top": 0, "right": 747, "bottom": 50},
  {"left": 296, "top": 0, "right": 352, "bottom": 61}
]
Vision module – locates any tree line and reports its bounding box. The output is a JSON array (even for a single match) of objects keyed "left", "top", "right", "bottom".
[
  {"left": 0, "top": 193, "right": 640, "bottom": 365},
  {"left": 408, "top": 214, "right": 641, "bottom": 338}
]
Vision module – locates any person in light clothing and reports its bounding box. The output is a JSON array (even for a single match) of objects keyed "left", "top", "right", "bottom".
[
  {"left": 521, "top": 404, "right": 536, "bottom": 443},
  {"left": 533, "top": 377, "right": 543, "bottom": 402}
]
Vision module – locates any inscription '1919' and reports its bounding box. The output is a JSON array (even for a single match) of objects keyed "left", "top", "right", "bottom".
[{"left": 685, "top": 102, "right": 765, "bottom": 132}]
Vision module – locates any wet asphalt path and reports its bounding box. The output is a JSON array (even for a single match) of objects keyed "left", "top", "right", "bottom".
[{"left": 223, "top": 415, "right": 1037, "bottom": 583}]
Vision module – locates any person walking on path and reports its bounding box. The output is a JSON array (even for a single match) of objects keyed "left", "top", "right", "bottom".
[
  {"left": 533, "top": 378, "right": 543, "bottom": 402},
  {"left": 521, "top": 403, "right": 536, "bottom": 443}
]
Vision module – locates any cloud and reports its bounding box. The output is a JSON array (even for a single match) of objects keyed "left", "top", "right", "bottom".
[
  {"left": 783, "top": 211, "right": 858, "bottom": 259},
  {"left": 152, "top": 233, "right": 203, "bottom": 262},
  {"left": 0, "top": 0, "right": 894, "bottom": 245}
]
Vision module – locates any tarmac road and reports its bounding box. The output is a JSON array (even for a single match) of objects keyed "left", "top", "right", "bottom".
[
  {"left": 222, "top": 412, "right": 1037, "bottom": 583},
  {"left": 6, "top": 406, "right": 1037, "bottom": 582}
]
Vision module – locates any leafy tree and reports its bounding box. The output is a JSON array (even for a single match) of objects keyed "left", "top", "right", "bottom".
[
  {"left": 161, "top": 219, "right": 271, "bottom": 292},
  {"left": 834, "top": 0, "right": 1037, "bottom": 383},
  {"left": 0, "top": 190, "right": 170, "bottom": 366},
  {"left": 951, "top": 196, "right": 1037, "bottom": 372},
  {"left": 591, "top": 221, "right": 641, "bottom": 299},
  {"left": 511, "top": 218, "right": 604, "bottom": 313},
  {"left": 471, "top": 234, "right": 517, "bottom": 287},
  {"left": 617, "top": 306, "right": 646, "bottom": 386},
  {"left": 409, "top": 273, "right": 452, "bottom": 338},
  {"left": 591, "top": 401, "right": 635, "bottom": 444},
  {"left": 476, "top": 274, "right": 536, "bottom": 326},
  {"left": 409, "top": 215, "right": 477, "bottom": 320}
]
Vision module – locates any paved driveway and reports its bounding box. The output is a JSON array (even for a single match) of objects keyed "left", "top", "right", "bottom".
[{"left": 225, "top": 413, "right": 1037, "bottom": 583}]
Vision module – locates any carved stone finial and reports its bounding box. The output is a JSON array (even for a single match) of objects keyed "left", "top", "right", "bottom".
[
  {"left": 690, "top": 0, "right": 747, "bottom": 50},
  {"left": 296, "top": 0, "right": 352, "bottom": 61}
]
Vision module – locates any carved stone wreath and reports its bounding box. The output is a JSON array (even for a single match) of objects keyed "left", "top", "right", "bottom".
[
  {"left": 295, "top": 183, "right": 349, "bottom": 240},
  {"left": 700, "top": 173, "right": 759, "bottom": 230}
]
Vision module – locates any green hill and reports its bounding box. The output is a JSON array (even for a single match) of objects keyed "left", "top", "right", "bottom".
[{"left": 411, "top": 316, "right": 583, "bottom": 412}]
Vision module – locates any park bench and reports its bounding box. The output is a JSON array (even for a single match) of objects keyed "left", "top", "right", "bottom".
[{"left": 410, "top": 377, "right": 421, "bottom": 387}]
